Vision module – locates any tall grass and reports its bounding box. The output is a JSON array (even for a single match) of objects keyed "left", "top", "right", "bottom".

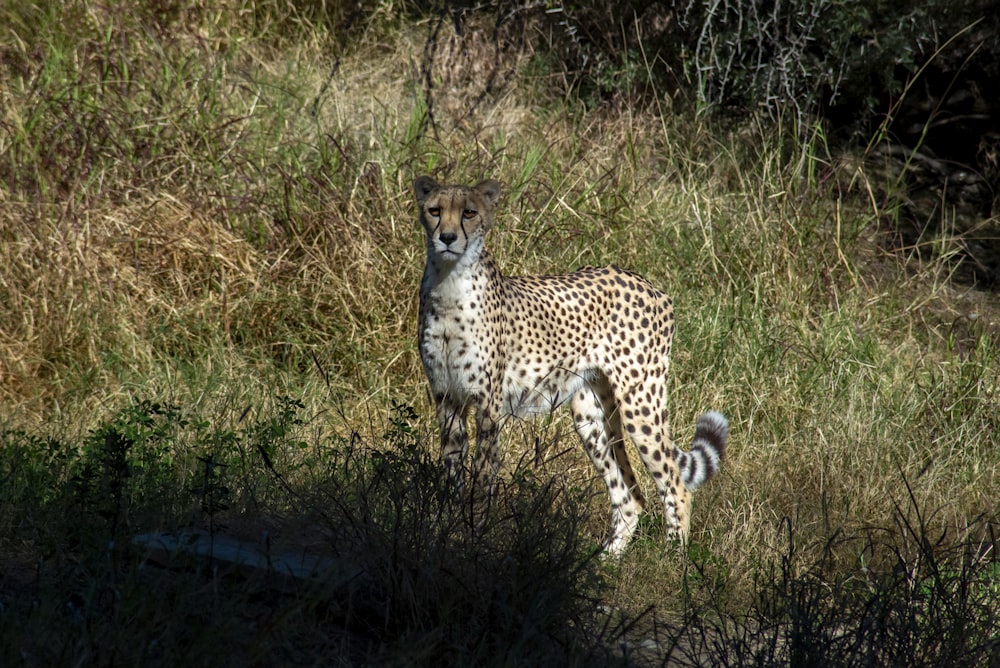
[{"left": 1, "top": 1, "right": 998, "bottom": 664}]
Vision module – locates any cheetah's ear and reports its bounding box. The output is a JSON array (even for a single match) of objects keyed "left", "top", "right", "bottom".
[
  {"left": 474, "top": 179, "right": 501, "bottom": 208},
  {"left": 413, "top": 176, "right": 439, "bottom": 204}
]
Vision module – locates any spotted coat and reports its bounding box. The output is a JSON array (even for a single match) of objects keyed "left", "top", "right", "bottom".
[{"left": 413, "top": 176, "right": 728, "bottom": 555}]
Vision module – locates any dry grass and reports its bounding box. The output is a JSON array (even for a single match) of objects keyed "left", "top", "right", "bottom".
[{"left": 1, "top": 1, "right": 998, "bottom": 664}]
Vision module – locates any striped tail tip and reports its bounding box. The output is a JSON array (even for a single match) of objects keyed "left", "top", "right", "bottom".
[{"left": 678, "top": 411, "right": 729, "bottom": 491}]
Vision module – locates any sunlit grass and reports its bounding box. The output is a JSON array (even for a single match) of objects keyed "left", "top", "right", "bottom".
[{"left": 1, "top": 1, "right": 997, "bottom": 664}]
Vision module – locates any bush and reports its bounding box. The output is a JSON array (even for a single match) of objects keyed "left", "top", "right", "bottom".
[
  {"left": 669, "top": 487, "right": 1000, "bottom": 667},
  {"left": 0, "top": 399, "right": 625, "bottom": 665},
  {"left": 532, "top": 2, "right": 1000, "bottom": 129}
]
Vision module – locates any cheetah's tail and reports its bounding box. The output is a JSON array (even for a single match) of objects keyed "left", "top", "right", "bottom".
[{"left": 677, "top": 411, "right": 728, "bottom": 491}]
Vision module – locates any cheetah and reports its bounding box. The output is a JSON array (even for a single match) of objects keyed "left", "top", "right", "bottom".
[{"left": 414, "top": 175, "right": 728, "bottom": 555}]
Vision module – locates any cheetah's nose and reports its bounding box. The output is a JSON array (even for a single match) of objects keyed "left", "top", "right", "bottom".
[{"left": 439, "top": 232, "right": 458, "bottom": 245}]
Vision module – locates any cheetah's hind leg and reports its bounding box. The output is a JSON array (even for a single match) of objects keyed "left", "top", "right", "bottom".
[{"left": 571, "top": 379, "right": 646, "bottom": 556}]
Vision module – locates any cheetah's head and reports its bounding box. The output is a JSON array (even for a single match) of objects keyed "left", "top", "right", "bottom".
[{"left": 414, "top": 176, "right": 501, "bottom": 265}]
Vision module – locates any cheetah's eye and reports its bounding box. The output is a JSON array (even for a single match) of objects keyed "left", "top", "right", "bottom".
[
  {"left": 427, "top": 207, "right": 440, "bottom": 217},
  {"left": 462, "top": 209, "right": 477, "bottom": 219}
]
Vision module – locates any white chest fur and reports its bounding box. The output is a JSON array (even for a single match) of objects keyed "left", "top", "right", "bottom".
[{"left": 419, "top": 264, "right": 490, "bottom": 402}]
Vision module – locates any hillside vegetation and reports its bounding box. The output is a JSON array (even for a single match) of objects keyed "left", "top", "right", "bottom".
[{"left": 1, "top": 2, "right": 997, "bottom": 665}]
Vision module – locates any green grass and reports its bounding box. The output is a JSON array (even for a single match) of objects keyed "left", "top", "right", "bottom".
[{"left": 1, "top": 1, "right": 998, "bottom": 664}]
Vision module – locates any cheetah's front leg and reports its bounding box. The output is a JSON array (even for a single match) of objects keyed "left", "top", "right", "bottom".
[
  {"left": 470, "top": 402, "right": 502, "bottom": 498},
  {"left": 436, "top": 396, "right": 471, "bottom": 489}
]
